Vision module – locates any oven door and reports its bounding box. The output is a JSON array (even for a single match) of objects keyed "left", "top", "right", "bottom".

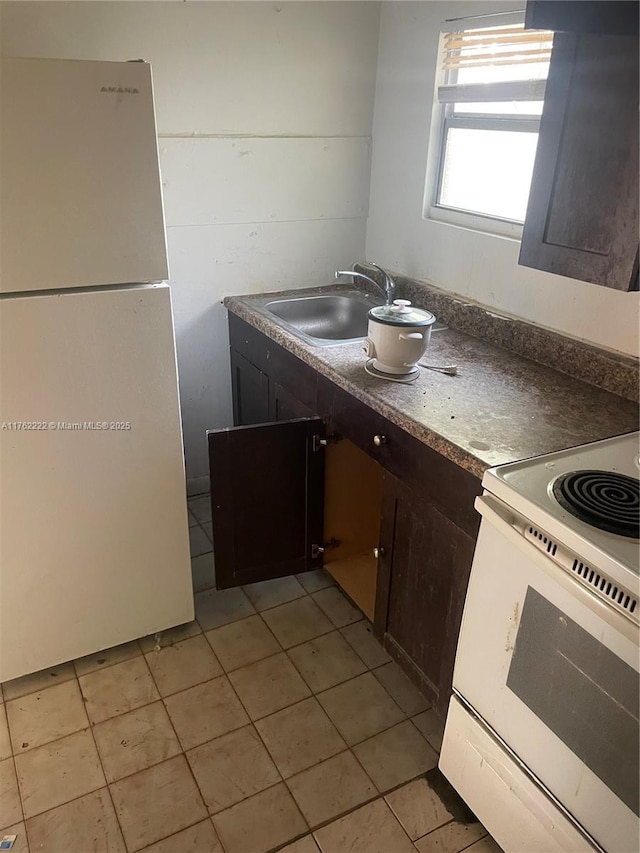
[{"left": 453, "top": 493, "right": 639, "bottom": 853}]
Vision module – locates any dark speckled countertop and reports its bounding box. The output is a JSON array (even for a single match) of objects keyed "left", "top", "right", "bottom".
[{"left": 225, "top": 287, "right": 639, "bottom": 481}]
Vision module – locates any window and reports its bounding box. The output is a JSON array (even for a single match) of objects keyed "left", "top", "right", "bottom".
[{"left": 432, "top": 14, "right": 553, "bottom": 226}]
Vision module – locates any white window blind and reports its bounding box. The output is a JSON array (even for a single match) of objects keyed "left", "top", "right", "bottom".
[
  {"left": 443, "top": 26, "right": 553, "bottom": 70},
  {"left": 438, "top": 22, "right": 554, "bottom": 104}
]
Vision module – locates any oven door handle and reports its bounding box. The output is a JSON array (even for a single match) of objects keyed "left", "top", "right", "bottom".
[{"left": 475, "top": 494, "right": 638, "bottom": 644}]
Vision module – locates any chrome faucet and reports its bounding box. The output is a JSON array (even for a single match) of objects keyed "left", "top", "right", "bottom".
[{"left": 335, "top": 262, "right": 396, "bottom": 305}]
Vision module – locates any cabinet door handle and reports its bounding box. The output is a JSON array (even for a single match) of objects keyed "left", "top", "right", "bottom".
[
  {"left": 373, "top": 434, "right": 387, "bottom": 447},
  {"left": 373, "top": 546, "right": 386, "bottom": 559}
]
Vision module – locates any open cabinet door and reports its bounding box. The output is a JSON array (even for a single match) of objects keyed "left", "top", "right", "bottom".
[{"left": 208, "top": 418, "right": 325, "bottom": 589}]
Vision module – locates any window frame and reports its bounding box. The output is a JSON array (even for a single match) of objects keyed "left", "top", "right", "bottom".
[
  {"left": 433, "top": 104, "right": 542, "bottom": 227},
  {"left": 426, "top": 11, "right": 550, "bottom": 235}
]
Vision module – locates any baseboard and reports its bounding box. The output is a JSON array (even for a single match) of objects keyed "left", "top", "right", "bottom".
[{"left": 187, "top": 476, "right": 209, "bottom": 497}]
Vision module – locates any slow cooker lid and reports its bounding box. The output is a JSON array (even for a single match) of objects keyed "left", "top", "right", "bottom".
[{"left": 369, "top": 299, "right": 436, "bottom": 327}]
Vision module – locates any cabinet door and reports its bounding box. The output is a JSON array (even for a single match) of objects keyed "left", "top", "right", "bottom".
[
  {"left": 208, "top": 418, "right": 325, "bottom": 589},
  {"left": 230, "top": 349, "right": 270, "bottom": 426},
  {"left": 229, "top": 314, "right": 319, "bottom": 415},
  {"left": 376, "top": 473, "right": 476, "bottom": 717},
  {"left": 519, "top": 32, "right": 639, "bottom": 290},
  {"left": 270, "top": 381, "right": 315, "bottom": 422}
]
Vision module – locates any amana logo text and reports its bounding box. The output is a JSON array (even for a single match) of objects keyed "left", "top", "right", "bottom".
[{"left": 100, "top": 86, "right": 140, "bottom": 94}]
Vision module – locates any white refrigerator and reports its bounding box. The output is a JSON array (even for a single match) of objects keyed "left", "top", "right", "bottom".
[{"left": 0, "top": 57, "right": 194, "bottom": 682}]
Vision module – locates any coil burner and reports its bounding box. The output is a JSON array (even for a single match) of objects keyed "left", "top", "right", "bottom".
[{"left": 552, "top": 470, "right": 640, "bottom": 538}]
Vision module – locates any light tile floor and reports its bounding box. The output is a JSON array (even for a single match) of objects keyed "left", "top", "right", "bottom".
[{"left": 0, "top": 494, "right": 502, "bottom": 853}]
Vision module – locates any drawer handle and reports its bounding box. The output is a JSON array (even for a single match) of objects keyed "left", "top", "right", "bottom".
[
  {"left": 373, "top": 434, "right": 387, "bottom": 447},
  {"left": 373, "top": 546, "right": 386, "bottom": 559}
]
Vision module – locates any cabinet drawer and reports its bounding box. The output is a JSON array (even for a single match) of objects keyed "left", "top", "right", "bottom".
[{"left": 316, "top": 374, "right": 395, "bottom": 463}]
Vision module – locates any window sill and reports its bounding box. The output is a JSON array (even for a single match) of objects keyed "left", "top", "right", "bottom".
[{"left": 425, "top": 205, "right": 524, "bottom": 241}]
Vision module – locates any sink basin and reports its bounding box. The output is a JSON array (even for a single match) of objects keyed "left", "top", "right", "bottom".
[
  {"left": 262, "top": 289, "right": 448, "bottom": 346},
  {"left": 264, "top": 291, "right": 380, "bottom": 345}
]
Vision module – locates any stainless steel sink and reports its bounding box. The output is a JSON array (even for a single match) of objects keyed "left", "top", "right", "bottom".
[
  {"left": 264, "top": 291, "right": 380, "bottom": 346},
  {"left": 261, "top": 289, "right": 448, "bottom": 346}
]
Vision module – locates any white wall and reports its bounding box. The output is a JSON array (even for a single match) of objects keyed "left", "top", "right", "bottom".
[
  {"left": 1, "top": 1, "right": 380, "bottom": 488},
  {"left": 367, "top": 1, "right": 639, "bottom": 358}
]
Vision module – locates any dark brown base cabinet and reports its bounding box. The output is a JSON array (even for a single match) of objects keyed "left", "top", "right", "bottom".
[{"left": 209, "top": 314, "right": 482, "bottom": 717}]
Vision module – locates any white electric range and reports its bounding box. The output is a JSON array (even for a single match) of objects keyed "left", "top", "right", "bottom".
[{"left": 440, "top": 431, "right": 639, "bottom": 853}]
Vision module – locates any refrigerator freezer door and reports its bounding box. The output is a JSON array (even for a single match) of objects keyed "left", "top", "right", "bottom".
[
  {"left": 0, "top": 284, "right": 192, "bottom": 681},
  {"left": 0, "top": 57, "right": 168, "bottom": 293}
]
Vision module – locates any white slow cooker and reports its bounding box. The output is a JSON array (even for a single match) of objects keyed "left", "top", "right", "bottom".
[{"left": 365, "top": 299, "right": 436, "bottom": 375}]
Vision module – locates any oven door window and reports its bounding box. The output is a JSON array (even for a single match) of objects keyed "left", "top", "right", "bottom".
[{"left": 507, "top": 586, "right": 639, "bottom": 817}]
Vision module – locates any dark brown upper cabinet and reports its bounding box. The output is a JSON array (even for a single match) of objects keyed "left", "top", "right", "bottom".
[
  {"left": 519, "top": 8, "right": 639, "bottom": 291},
  {"left": 525, "top": 1, "right": 639, "bottom": 36}
]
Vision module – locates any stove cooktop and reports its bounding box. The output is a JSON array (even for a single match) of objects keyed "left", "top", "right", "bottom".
[{"left": 483, "top": 431, "right": 640, "bottom": 578}]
